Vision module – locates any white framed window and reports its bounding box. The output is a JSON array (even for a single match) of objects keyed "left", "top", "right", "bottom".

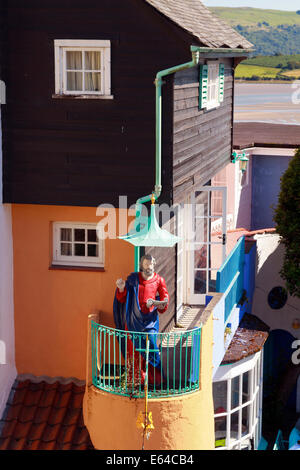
[
  {"left": 54, "top": 40, "right": 112, "bottom": 97},
  {"left": 199, "top": 62, "right": 224, "bottom": 110},
  {"left": 213, "top": 351, "right": 264, "bottom": 450},
  {"left": 52, "top": 222, "right": 104, "bottom": 268},
  {"left": 206, "top": 62, "right": 220, "bottom": 110}
]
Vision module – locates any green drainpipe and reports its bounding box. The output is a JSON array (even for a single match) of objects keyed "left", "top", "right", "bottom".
[{"left": 134, "top": 49, "right": 201, "bottom": 271}]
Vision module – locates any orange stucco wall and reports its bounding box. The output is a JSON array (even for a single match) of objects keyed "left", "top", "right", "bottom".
[
  {"left": 83, "top": 310, "right": 215, "bottom": 450},
  {"left": 12, "top": 204, "right": 134, "bottom": 380}
]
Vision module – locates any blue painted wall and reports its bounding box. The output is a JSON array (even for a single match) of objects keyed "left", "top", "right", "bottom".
[
  {"left": 239, "top": 241, "right": 256, "bottom": 321},
  {"left": 251, "top": 154, "right": 292, "bottom": 231}
]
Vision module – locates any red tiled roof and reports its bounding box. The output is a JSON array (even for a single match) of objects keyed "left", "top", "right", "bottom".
[
  {"left": 221, "top": 314, "right": 270, "bottom": 365},
  {"left": 0, "top": 377, "right": 94, "bottom": 451},
  {"left": 233, "top": 122, "right": 300, "bottom": 149}
]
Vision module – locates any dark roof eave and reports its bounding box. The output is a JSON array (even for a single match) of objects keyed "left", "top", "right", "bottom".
[{"left": 191, "top": 45, "right": 254, "bottom": 58}]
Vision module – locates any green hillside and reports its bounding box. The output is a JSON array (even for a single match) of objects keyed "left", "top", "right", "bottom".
[
  {"left": 209, "top": 7, "right": 300, "bottom": 56},
  {"left": 210, "top": 7, "right": 300, "bottom": 27},
  {"left": 235, "top": 54, "right": 300, "bottom": 81}
]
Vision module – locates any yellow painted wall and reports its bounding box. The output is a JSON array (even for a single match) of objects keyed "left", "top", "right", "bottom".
[
  {"left": 83, "top": 313, "right": 215, "bottom": 450},
  {"left": 12, "top": 204, "right": 134, "bottom": 380}
]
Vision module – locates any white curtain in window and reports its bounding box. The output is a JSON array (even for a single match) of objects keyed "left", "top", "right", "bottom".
[
  {"left": 84, "top": 51, "right": 101, "bottom": 92},
  {"left": 65, "top": 50, "right": 101, "bottom": 92}
]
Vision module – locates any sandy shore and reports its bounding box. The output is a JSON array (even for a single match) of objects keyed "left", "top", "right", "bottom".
[
  {"left": 234, "top": 84, "right": 300, "bottom": 124},
  {"left": 234, "top": 105, "right": 300, "bottom": 125}
]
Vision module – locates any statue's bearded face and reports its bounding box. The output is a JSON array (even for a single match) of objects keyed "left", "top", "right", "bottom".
[{"left": 141, "top": 258, "right": 155, "bottom": 277}]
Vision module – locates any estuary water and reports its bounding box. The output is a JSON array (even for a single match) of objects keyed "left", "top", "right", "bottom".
[{"left": 234, "top": 82, "right": 300, "bottom": 125}]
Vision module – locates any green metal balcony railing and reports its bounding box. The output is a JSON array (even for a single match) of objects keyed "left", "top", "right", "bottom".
[{"left": 91, "top": 321, "right": 202, "bottom": 399}]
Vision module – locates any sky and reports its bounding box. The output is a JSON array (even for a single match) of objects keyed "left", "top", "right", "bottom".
[{"left": 202, "top": 0, "right": 299, "bottom": 11}]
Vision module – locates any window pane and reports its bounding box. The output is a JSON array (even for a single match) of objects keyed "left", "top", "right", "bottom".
[
  {"left": 74, "top": 229, "right": 85, "bottom": 241},
  {"left": 74, "top": 244, "right": 85, "bottom": 256},
  {"left": 215, "top": 416, "right": 227, "bottom": 447},
  {"left": 194, "top": 217, "right": 207, "bottom": 242},
  {"left": 88, "top": 244, "right": 98, "bottom": 257},
  {"left": 231, "top": 376, "right": 240, "bottom": 409},
  {"left": 85, "top": 51, "right": 101, "bottom": 70},
  {"left": 213, "top": 380, "right": 227, "bottom": 413},
  {"left": 242, "top": 405, "right": 250, "bottom": 436},
  {"left": 66, "top": 51, "right": 82, "bottom": 70},
  {"left": 195, "top": 191, "right": 208, "bottom": 216},
  {"left": 230, "top": 411, "right": 239, "bottom": 439},
  {"left": 194, "top": 270, "right": 206, "bottom": 294},
  {"left": 84, "top": 72, "right": 101, "bottom": 92},
  {"left": 67, "top": 72, "right": 82, "bottom": 91},
  {"left": 88, "top": 229, "right": 97, "bottom": 242},
  {"left": 242, "top": 372, "right": 250, "bottom": 404},
  {"left": 61, "top": 243, "right": 72, "bottom": 256},
  {"left": 194, "top": 245, "right": 207, "bottom": 269},
  {"left": 60, "top": 228, "right": 72, "bottom": 242}
]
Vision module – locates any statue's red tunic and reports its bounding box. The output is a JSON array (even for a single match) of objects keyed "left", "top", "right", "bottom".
[{"left": 116, "top": 272, "right": 169, "bottom": 385}]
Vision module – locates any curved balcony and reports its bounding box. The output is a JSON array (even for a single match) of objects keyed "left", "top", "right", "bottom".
[{"left": 91, "top": 321, "right": 202, "bottom": 399}]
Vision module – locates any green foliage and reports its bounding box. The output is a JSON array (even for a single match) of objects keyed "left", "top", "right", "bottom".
[
  {"left": 209, "top": 7, "right": 300, "bottom": 56},
  {"left": 273, "top": 149, "right": 300, "bottom": 298},
  {"left": 238, "top": 25, "right": 300, "bottom": 56},
  {"left": 210, "top": 7, "right": 300, "bottom": 27},
  {"left": 242, "top": 54, "right": 300, "bottom": 68}
]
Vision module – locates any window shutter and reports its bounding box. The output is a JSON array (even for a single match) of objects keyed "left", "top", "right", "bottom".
[
  {"left": 199, "top": 64, "right": 208, "bottom": 109},
  {"left": 219, "top": 63, "right": 225, "bottom": 103}
]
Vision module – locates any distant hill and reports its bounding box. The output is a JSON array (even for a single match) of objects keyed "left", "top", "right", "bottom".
[{"left": 209, "top": 7, "right": 300, "bottom": 56}]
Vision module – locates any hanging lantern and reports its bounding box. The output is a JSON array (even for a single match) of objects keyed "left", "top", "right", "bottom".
[{"left": 119, "top": 195, "right": 180, "bottom": 247}]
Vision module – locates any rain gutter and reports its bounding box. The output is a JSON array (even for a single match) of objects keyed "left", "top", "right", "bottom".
[{"left": 133, "top": 48, "right": 201, "bottom": 270}]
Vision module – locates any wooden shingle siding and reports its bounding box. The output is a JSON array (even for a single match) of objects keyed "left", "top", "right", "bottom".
[
  {"left": 145, "top": 245, "right": 176, "bottom": 333},
  {"left": 1, "top": 0, "right": 185, "bottom": 207},
  {"left": 173, "top": 59, "right": 233, "bottom": 201}
]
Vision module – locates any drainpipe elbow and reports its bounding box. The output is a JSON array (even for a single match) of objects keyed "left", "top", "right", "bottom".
[
  {"left": 192, "top": 50, "right": 200, "bottom": 65},
  {"left": 154, "top": 184, "right": 162, "bottom": 199}
]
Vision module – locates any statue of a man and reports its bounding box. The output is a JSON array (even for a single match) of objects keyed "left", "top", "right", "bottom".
[{"left": 113, "top": 254, "right": 169, "bottom": 387}]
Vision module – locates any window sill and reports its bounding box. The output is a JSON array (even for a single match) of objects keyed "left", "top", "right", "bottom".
[
  {"left": 52, "top": 94, "right": 114, "bottom": 100},
  {"left": 205, "top": 102, "right": 221, "bottom": 111},
  {"left": 49, "top": 264, "right": 105, "bottom": 272}
]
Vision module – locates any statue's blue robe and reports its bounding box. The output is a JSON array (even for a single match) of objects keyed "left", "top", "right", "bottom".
[{"left": 113, "top": 272, "right": 161, "bottom": 370}]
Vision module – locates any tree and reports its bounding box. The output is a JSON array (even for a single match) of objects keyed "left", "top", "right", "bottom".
[{"left": 273, "top": 148, "right": 300, "bottom": 297}]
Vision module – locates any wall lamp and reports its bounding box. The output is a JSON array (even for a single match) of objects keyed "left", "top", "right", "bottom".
[{"left": 231, "top": 151, "right": 249, "bottom": 173}]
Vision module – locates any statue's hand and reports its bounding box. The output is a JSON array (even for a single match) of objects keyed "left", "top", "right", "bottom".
[
  {"left": 116, "top": 278, "right": 126, "bottom": 292},
  {"left": 146, "top": 298, "right": 155, "bottom": 308}
]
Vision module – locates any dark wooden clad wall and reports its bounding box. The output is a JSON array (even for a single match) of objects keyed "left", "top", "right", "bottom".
[
  {"left": 1, "top": 0, "right": 191, "bottom": 208},
  {"left": 173, "top": 58, "right": 233, "bottom": 203},
  {"left": 145, "top": 244, "right": 176, "bottom": 333}
]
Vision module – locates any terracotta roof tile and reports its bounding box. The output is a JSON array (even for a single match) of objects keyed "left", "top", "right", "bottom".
[
  {"left": 0, "top": 436, "right": 11, "bottom": 450},
  {"left": 233, "top": 122, "right": 300, "bottom": 149},
  {"left": 41, "top": 422, "right": 61, "bottom": 443},
  {"left": 0, "top": 419, "right": 17, "bottom": 439},
  {"left": 222, "top": 314, "right": 270, "bottom": 365},
  {"left": 32, "top": 406, "right": 53, "bottom": 425},
  {"left": 47, "top": 405, "right": 68, "bottom": 426},
  {"left": 8, "top": 437, "right": 28, "bottom": 451},
  {"left": 13, "top": 420, "right": 33, "bottom": 440},
  {"left": 27, "top": 421, "right": 48, "bottom": 441},
  {"left": 0, "top": 377, "right": 94, "bottom": 451},
  {"left": 38, "top": 440, "right": 57, "bottom": 451}
]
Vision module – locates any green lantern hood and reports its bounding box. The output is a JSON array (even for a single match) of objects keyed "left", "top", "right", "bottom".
[{"left": 119, "top": 204, "right": 180, "bottom": 247}]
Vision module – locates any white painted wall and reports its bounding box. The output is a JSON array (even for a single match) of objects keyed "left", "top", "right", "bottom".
[
  {"left": 0, "top": 106, "right": 17, "bottom": 418},
  {"left": 251, "top": 233, "right": 300, "bottom": 339}
]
